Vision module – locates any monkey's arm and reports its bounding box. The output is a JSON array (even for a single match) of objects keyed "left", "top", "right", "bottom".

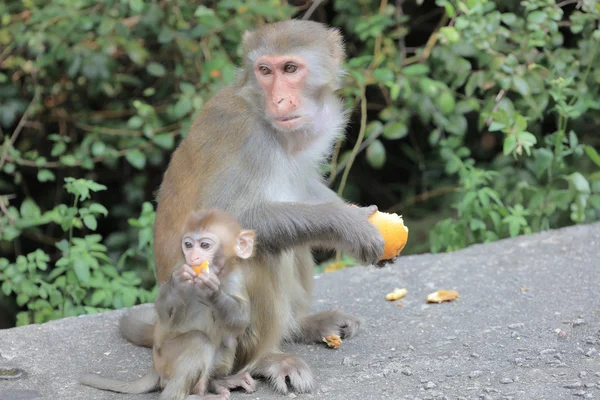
[
  {"left": 237, "top": 201, "right": 384, "bottom": 264},
  {"left": 155, "top": 268, "right": 190, "bottom": 327},
  {"left": 209, "top": 272, "right": 250, "bottom": 332}
]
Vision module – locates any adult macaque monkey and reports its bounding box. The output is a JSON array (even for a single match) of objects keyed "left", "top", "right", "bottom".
[
  {"left": 120, "top": 20, "right": 385, "bottom": 394},
  {"left": 81, "top": 209, "right": 256, "bottom": 399}
]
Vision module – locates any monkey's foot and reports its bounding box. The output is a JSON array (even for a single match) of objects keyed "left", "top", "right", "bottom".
[
  {"left": 187, "top": 394, "right": 230, "bottom": 400},
  {"left": 251, "top": 353, "right": 314, "bottom": 394},
  {"left": 297, "top": 310, "right": 361, "bottom": 343},
  {"left": 210, "top": 372, "right": 256, "bottom": 394}
]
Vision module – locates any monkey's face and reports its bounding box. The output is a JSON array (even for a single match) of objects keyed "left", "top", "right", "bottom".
[
  {"left": 181, "top": 231, "right": 220, "bottom": 269},
  {"left": 253, "top": 55, "right": 312, "bottom": 132}
]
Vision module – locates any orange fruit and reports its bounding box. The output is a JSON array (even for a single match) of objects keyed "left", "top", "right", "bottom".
[
  {"left": 368, "top": 211, "right": 409, "bottom": 261},
  {"left": 191, "top": 260, "right": 210, "bottom": 275}
]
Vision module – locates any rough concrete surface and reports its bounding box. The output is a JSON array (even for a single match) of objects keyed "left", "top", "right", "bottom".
[{"left": 1, "top": 222, "right": 599, "bottom": 400}]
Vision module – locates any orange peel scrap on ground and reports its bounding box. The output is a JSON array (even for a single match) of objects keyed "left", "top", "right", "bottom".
[
  {"left": 323, "top": 334, "right": 342, "bottom": 349},
  {"left": 426, "top": 290, "right": 459, "bottom": 303}
]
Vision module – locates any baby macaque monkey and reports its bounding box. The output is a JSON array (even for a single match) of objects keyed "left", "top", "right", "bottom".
[{"left": 80, "top": 209, "right": 256, "bottom": 400}]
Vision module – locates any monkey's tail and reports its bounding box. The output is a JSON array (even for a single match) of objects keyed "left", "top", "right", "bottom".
[
  {"left": 119, "top": 306, "right": 156, "bottom": 348},
  {"left": 79, "top": 367, "right": 160, "bottom": 394}
]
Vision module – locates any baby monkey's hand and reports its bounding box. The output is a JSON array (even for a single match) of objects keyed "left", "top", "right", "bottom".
[{"left": 193, "top": 272, "right": 221, "bottom": 300}]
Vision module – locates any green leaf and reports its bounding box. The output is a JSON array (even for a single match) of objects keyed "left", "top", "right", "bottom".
[
  {"left": 470, "top": 219, "right": 486, "bottom": 231},
  {"left": 152, "top": 133, "right": 175, "bottom": 149},
  {"left": 382, "top": 121, "right": 408, "bottom": 140},
  {"left": 528, "top": 11, "right": 547, "bottom": 24},
  {"left": 403, "top": 64, "right": 430, "bottom": 76},
  {"left": 91, "top": 142, "right": 106, "bottom": 157},
  {"left": 173, "top": 97, "right": 192, "bottom": 119},
  {"left": 501, "top": 13, "right": 517, "bottom": 26},
  {"left": 517, "top": 132, "right": 537, "bottom": 155},
  {"left": 60, "top": 155, "right": 78, "bottom": 166},
  {"left": 512, "top": 76, "right": 530, "bottom": 96},
  {"left": 438, "top": 91, "right": 456, "bottom": 115},
  {"left": 503, "top": 135, "right": 517, "bottom": 156},
  {"left": 73, "top": 259, "right": 90, "bottom": 284},
  {"left": 122, "top": 290, "right": 137, "bottom": 308},
  {"left": 2, "top": 281, "right": 12, "bottom": 296},
  {"left": 125, "top": 149, "right": 146, "bottom": 170},
  {"left": 37, "top": 169, "right": 55, "bottom": 182},
  {"left": 127, "top": 116, "right": 144, "bottom": 129},
  {"left": 389, "top": 82, "right": 401, "bottom": 100},
  {"left": 147, "top": 62, "right": 167, "bottom": 77},
  {"left": 373, "top": 68, "right": 395, "bottom": 83},
  {"left": 90, "top": 290, "right": 106, "bottom": 306},
  {"left": 440, "top": 26, "right": 460, "bottom": 43},
  {"left": 567, "top": 172, "right": 591, "bottom": 194},
  {"left": 366, "top": 140, "right": 386, "bottom": 169},
  {"left": 534, "top": 148, "right": 553, "bottom": 177},
  {"left": 83, "top": 215, "right": 97, "bottom": 230},
  {"left": 429, "top": 129, "right": 441, "bottom": 146},
  {"left": 514, "top": 114, "right": 528, "bottom": 132},
  {"left": 489, "top": 122, "right": 505, "bottom": 132},
  {"left": 568, "top": 131, "right": 578, "bottom": 148},
  {"left": 89, "top": 203, "right": 109, "bottom": 216},
  {"left": 20, "top": 198, "right": 41, "bottom": 219},
  {"left": 585, "top": 146, "right": 600, "bottom": 168}
]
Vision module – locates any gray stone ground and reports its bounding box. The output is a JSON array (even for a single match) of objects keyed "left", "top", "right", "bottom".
[{"left": 1, "top": 222, "right": 599, "bottom": 400}]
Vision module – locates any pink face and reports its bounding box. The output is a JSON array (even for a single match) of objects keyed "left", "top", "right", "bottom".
[
  {"left": 254, "top": 55, "right": 308, "bottom": 131},
  {"left": 182, "top": 232, "right": 219, "bottom": 266}
]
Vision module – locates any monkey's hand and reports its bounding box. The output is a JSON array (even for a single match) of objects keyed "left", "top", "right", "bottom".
[
  {"left": 172, "top": 264, "right": 196, "bottom": 293},
  {"left": 193, "top": 272, "right": 221, "bottom": 300},
  {"left": 348, "top": 205, "right": 385, "bottom": 265}
]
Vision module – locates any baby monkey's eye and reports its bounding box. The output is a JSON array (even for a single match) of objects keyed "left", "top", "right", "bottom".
[
  {"left": 259, "top": 66, "right": 271, "bottom": 75},
  {"left": 200, "top": 241, "right": 211, "bottom": 250},
  {"left": 283, "top": 63, "right": 297, "bottom": 73},
  {"left": 184, "top": 242, "right": 193, "bottom": 249}
]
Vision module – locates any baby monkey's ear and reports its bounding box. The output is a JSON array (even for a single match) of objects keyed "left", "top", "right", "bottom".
[{"left": 236, "top": 230, "right": 256, "bottom": 259}]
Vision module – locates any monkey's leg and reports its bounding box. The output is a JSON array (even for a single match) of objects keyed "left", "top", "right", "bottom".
[
  {"left": 79, "top": 367, "right": 160, "bottom": 394},
  {"left": 295, "top": 310, "right": 361, "bottom": 343},
  {"left": 293, "top": 248, "right": 362, "bottom": 343},
  {"left": 249, "top": 351, "right": 314, "bottom": 394},
  {"left": 119, "top": 306, "right": 156, "bottom": 348},
  {"left": 159, "top": 332, "right": 215, "bottom": 400}
]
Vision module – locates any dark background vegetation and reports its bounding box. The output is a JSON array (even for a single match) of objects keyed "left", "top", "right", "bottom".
[{"left": 1, "top": 0, "right": 599, "bottom": 328}]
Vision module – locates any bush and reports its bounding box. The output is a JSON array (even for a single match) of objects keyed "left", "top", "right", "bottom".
[{"left": 1, "top": 0, "right": 599, "bottom": 326}]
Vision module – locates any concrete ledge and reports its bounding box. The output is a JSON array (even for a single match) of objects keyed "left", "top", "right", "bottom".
[{"left": 1, "top": 222, "right": 599, "bottom": 400}]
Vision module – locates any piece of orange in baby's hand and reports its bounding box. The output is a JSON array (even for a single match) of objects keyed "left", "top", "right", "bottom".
[
  {"left": 192, "top": 260, "right": 210, "bottom": 275},
  {"left": 368, "top": 211, "right": 409, "bottom": 261}
]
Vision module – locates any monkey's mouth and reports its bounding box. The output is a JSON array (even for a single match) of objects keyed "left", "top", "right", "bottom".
[
  {"left": 273, "top": 115, "right": 304, "bottom": 130},
  {"left": 275, "top": 116, "right": 301, "bottom": 122}
]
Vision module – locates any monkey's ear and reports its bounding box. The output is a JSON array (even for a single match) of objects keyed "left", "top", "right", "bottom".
[
  {"left": 241, "top": 30, "right": 253, "bottom": 54},
  {"left": 236, "top": 230, "right": 255, "bottom": 259},
  {"left": 327, "top": 28, "right": 346, "bottom": 65}
]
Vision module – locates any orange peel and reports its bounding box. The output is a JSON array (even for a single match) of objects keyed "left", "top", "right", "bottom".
[
  {"left": 426, "top": 290, "right": 459, "bottom": 303},
  {"left": 368, "top": 211, "right": 409, "bottom": 261},
  {"left": 323, "top": 334, "right": 342, "bottom": 349},
  {"left": 191, "top": 260, "right": 210, "bottom": 275}
]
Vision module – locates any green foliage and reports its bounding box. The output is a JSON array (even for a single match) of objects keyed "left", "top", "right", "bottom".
[
  {"left": 0, "top": 178, "right": 155, "bottom": 325},
  {"left": 330, "top": 0, "right": 600, "bottom": 254},
  {"left": 1, "top": 0, "right": 600, "bottom": 325}
]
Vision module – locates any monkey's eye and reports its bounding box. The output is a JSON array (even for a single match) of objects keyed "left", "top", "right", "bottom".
[
  {"left": 283, "top": 63, "right": 297, "bottom": 73},
  {"left": 258, "top": 66, "right": 271, "bottom": 75},
  {"left": 184, "top": 242, "right": 193, "bottom": 249},
  {"left": 200, "top": 241, "right": 211, "bottom": 250}
]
